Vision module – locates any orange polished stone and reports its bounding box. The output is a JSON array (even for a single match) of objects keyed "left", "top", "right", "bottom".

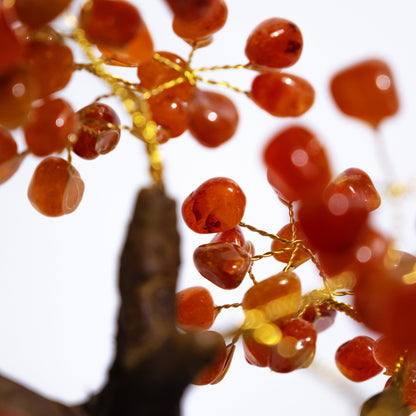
[
  {"left": 27, "top": 157, "right": 84, "bottom": 217},
  {"left": 80, "top": 0, "right": 142, "bottom": 47},
  {"left": 0, "top": 127, "right": 24, "bottom": 185},
  {"left": 166, "top": 0, "right": 217, "bottom": 21},
  {"left": 182, "top": 177, "right": 246, "bottom": 234},
  {"left": 251, "top": 72, "right": 314, "bottom": 117},
  {"left": 211, "top": 226, "right": 250, "bottom": 251},
  {"left": 271, "top": 222, "right": 310, "bottom": 268},
  {"left": 242, "top": 330, "right": 270, "bottom": 367},
  {"left": 330, "top": 59, "right": 399, "bottom": 128},
  {"left": 335, "top": 336, "right": 382, "bottom": 382},
  {"left": 24, "top": 98, "right": 76, "bottom": 157},
  {"left": 301, "top": 303, "right": 336, "bottom": 332},
  {"left": 172, "top": 0, "right": 227, "bottom": 43},
  {"left": 187, "top": 89, "right": 239, "bottom": 147},
  {"left": 242, "top": 271, "right": 302, "bottom": 324},
  {"left": 25, "top": 39, "right": 74, "bottom": 99},
  {"left": 137, "top": 51, "right": 193, "bottom": 101},
  {"left": 74, "top": 102, "right": 121, "bottom": 160},
  {"left": 176, "top": 286, "right": 216, "bottom": 331},
  {"left": 245, "top": 18, "right": 303, "bottom": 69},
  {"left": 264, "top": 125, "right": 332, "bottom": 202},
  {"left": 14, "top": 0, "right": 72, "bottom": 28},
  {"left": 193, "top": 242, "right": 251, "bottom": 289}
]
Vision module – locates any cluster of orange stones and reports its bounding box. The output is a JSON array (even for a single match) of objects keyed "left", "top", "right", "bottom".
[{"left": 0, "top": 0, "right": 413, "bottom": 414}]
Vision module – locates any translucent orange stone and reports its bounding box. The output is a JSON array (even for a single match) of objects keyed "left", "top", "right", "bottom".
[
  {"left": 14, "top": 0, "right": 72, "bottom": 28},
  {"left": 172, "top": 0, "right": 227, "bottom": 43},
  {"left": 193, "top": 242, "right": 250, "bottom": 289},
  {"left": 242, "top": 271, "right": 302, "bottom": 324},
  {"left": 24, "top": 98, "right": 77, "bottom": 157},
  {"left": 271, "top": 222, "right": 310, "bottom": 268},
  {"left": 325, "top": 168, "right": 381, "bottom": 213},
  {"left": 73, "top": 102, "right": 121, "bottom": 160},
  {"left": 0, "top": 127, "right": 24, "bottom": 185},
  {"left": 263, "top": 125, "right": 332, "bottom": 202},
  {"left": 301, "top": 303, "right": 336, "bottom": 332},
  {"left": 0, "top": 7, "right": 24, "bottom": 73},
  {"left": 335, "top": 336, "right": 382, "bottom": 382},
  {"left": 187, "top": 89, "right": 239, "bottom": 147},
  {"left": 245, "top": 18, "right": 303, "bottom": 69},
  {"left": 251, "top": 72, "right": 314, "bottom": 117},
  {"left": 165, "top": 0, "right": 217, "bottom": 21},
  {"left": 0, "top": 65, "right": 35, "bottom": 129},
  {"left": 137, "top": 51, "right": 193, "bottom": 102},
  {"left": 192, "top": 331, "right": 227, "bottom": 385},
  {"left": 176, "top": 286, "right": 216, "bottom": 331},
  {"left": 182, "top": 177, "right": 246, "bottom": 234},
  {"left": 27, "top": 157, "right": 84, "bottom": 217},
  {"left": 330, "top": 59, "right": 399, "bottom": 129},
  {"left": 373, "top": 336, "right": 412, "bottom": 373},
  {"left": 242, "top": 330, "right": 270, "bottom": 367},
  {"left": 148, "top": 95, "right": 187, "bottom": 138},
  {"left": 25, "top": 39, "right": 73, "bottom": 99},
  {"left": 80, "top": 0, "right": 142, "bottom": 47},
  {"left": 98, "top": 17, "right": 154, "bottom": 66},
  {"left": 269, "top": 319, "right": 317, "bottom": 373},
  {"left": 210, "top": 226, "right": 250, "bottom": 251}
]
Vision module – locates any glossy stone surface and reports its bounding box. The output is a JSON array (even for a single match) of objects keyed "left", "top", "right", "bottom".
[
  {"left": 0, "top": 127, "right": 22, "bottom": 185},
  {"left": 245, "top": 18, "right": 303, "bottom": 69},
  {"left": 251, "top": 72, "right": 314, "bottom": 117},
  {"left": 182, "top": 177, "right": 246, "bottom": 234}
]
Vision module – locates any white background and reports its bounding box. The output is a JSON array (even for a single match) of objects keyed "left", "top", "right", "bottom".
[{"left": 1, "top": 0, "right": 416, "bottom": 415}]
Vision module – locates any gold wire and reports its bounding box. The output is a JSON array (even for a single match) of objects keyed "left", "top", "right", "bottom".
[
  {"left": 251, "top": 248, "right": 292, "bottom": 262},
  {"left": 215, "top": 303, "right": 242, "bottom": 312},
  {"left": 248, "top": 266, "right": 258, "bottom": 285},
  {"left": 194, "top": 75, "right": 250, "bottom": 95},
  {"left": 193, "top": 63, "right": 251, "bottom": 73},
  {"left": 239, "top": 222, "right": 292, "bottom": 244}
]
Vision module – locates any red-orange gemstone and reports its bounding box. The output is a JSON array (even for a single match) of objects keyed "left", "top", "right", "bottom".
[
  {"left": 148, "top": 95, "right": 187, "bottom": 138},
  {"left": 27, "top": 157, "right": 84, "bottom": 217},
  {"left": 172, "top": 0, "right": 227, "bottom": 43},
  {"left": 193, "top": 242, "right": 251, "bottom": 289},
  {"left": 271, "top": 222, "right": 310, "bottom": 268},
  {"left": 330, "top": 59, "right": 399, "bottom": 128},
  {"left": 182, "top": 177, "right": 246, "bottom": 234},
  {"left": 0, "top": 65, "right": 35, "bottom": 129},
  {"left": 25, "top": 39, "right": 73, "bottom": 99},
  {"left": 98, "top": 17, "right": 154, "bottom": 66},
  {"left": 73, "top": 102, "right": 120, "bottom": 160},
  {"left": 165, "top": 0, "right": 216, "bottom": 21},
  {"left": 187, "top": 89, "right": 239, "bottom": 147},
  {"left": 80, "top": 0, "right": 142, "bottom": 47},
  {"left": 325, "top": 168, "right": 381, "bottom": 213},
  {"left": 0, "top": 127, "right": 24, "bottom": 185},
  {"left": 137, "top": 51, "right": 193, "bottom": 101},
  {"left": 176, "top": 286, "right": 216, "bottom": 331},
  {"left": 335, "top": 336, "right": 382, "bottom": 382},
  {"left": 269, "top": 319, "right": 317, "bottom": 373},
  {"left": 14, "top": 0, "right": 72, "bottom": 28},
  {"left": 192, "top": 331, "right": 228, "bottom": 385},
  {"left": 301, "top": 303, "right": 336, "bottom": 332},
  {"left": 210, "top": 226, "right": 249, "bottom": 250},
  {"left": 242, "top": 330, "right": 270, "bottom": 367},
  {"left": 242, "top": 271, "right": 302, "bottom": 324},
  {"left": 251, "top": 72, "right": 314, "bottom": 117},
  {"left": 245, "top": 18, "right": 303, "bottom": 69},
  {"left": 264, "top": 125, "right": 332, "bottom": 202},
  {"left": 373, "top": 336, "right": 410, "bottom": 373},
  {"left": 24, "top": 98, "right": 76, "bottom": 157}
]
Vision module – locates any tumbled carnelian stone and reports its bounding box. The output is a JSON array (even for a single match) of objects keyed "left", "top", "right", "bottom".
[
  {"left": 242, "top": 330, "right": 270, "bottom": 367},
  {"left": 25, "top": 39, "right": 74, "bottom": 99},
  {"left": 166, "top": 0, "right": 217, "bottom": 21},
  {"left": 193, "top": 242, "right": 250, "bottom": 289},
  {"left": 187, "top": 89, "right": 239, "bottom": 148},
  {"left": 269, "top": 319, "right": 317, "bottom": 373},
  {"left": 192, "top": 331, "right": 227, "bottom": 385},
  {"left": 211, "top": 226, "right": 248, "bottom": 250},
  {"left": 0, "top": 65, "right": 35, "bottom": 129},
  {"left": 176, "top": 286, "right": 216, "bottom": 331},
  {"left": 325, "top": 168, "right": 381, "bottom": 213},
  {"left": 27, "top": 157, "right": 84, "bottom": 217},
  {"left": 0, "top": 127, "right": 23, "bottom": 185},
  {"left": 80, "top": 0, "right": 142, "bottom": 47},
  {"left": 373, "top": 336, "right": 409, "bottom": 372},
  {"left": 271, "top": 222, "right": 310, "bottom": 268},
  {"left": 15, "top": 0, "right": 72, "bottom": 28},
  {"left": 24, "top": 98, "right": 77, "bottom": 157},
  {"left": 74, "top": 102, "right": 121, "bottom": 160},
  {"left": 245, "top": 18, "right": 303, "bottom": 69},
  {"left": 172, "top": 0, "right": 227, "bottom": 43},
  {"left": 137, "top": 51, "right": 193, "bottom": 101},
  {"left": 251, "top": 72, "right": 315, "bottom": 117},
  {"left": 335, "top": 336, "right": 382, "bottom": 382},
  {"left": 242, "top": 271, "right": 302, "bottom": 324},
  {"left": 330, "top": 59, "right": 399, "bottom": 129},
  {"left": 182, "top": 177, "right": 246, "bottom": 234},
  {"left": 264, "top": 125, "right": 332, "bottom": 202},
  {"left": 98, "top": 18, "right": 154, "bottom": 66},
  {"left": 301, "top": 303, "right": 336, "bottom": 332}
]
